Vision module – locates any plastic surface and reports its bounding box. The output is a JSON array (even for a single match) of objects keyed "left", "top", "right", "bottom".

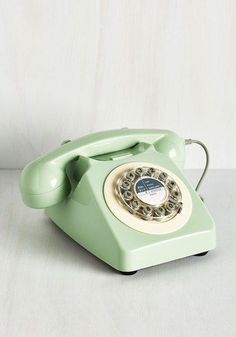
[{"left": 20, "top": 128, "right": 216, "bottom": 272}]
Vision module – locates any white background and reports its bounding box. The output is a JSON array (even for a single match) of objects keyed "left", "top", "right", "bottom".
[{"left": 0, "top": 0, "right": 235, "bottom": 169}]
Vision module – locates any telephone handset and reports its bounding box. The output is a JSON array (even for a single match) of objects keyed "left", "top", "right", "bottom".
[
  {"left": 21, "top": 129, "right": 185, "bottom": 208},
  {"left": 20, "top": 129, "right": 216, "bottom": 274}
]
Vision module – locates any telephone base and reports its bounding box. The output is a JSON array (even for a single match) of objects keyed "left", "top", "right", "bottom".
[
  {"left": 44, "top": 139, "right": 216, "bottom": 273},
  {"left": 46, "top": 158, "right": 215, "bottom": 273}
]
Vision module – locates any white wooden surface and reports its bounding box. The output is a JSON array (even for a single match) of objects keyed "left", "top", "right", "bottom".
[
  {"left": 0, "top": 169, "right": 235, "bottom": 337},
  {"left": 0, "top": 1, "right": 236, "bottom": 169}
]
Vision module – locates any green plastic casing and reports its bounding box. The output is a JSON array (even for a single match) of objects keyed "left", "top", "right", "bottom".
[{"left": 20, "top": 129, "right": 216, "bottom": 272}]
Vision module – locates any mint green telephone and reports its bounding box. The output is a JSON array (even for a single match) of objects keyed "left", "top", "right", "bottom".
[{"left": 20, "top": 129, "right": 216, "bottom": 274}]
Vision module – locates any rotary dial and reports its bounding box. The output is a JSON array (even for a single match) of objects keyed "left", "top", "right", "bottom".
[{"left": 116, "top": 167, "right": 183, "bottom": 222}]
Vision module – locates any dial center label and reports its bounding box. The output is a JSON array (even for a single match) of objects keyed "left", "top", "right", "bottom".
[{"left": 134, "top": 177, "right": 167, "bottom": 206}]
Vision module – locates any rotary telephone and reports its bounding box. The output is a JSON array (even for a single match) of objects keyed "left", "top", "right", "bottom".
[{"left": 20, "top": 129, "right": 216, "bottom": 274}]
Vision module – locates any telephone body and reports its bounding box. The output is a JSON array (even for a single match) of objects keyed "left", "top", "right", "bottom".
[{"left": 20, "top": 129, "right": 216, "bottom": 273}]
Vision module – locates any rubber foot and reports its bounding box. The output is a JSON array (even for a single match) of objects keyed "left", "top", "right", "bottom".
[
  {"left": 194, "top": 251, "right": 209, "bottom": 256},
  {"left": 120, "top": 271, "right": 137, "bottom": 275}
]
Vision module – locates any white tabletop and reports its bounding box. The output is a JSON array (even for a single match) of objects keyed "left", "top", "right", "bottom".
[{"left": 0, "top": 169, "right": 235, "bottom": 337}]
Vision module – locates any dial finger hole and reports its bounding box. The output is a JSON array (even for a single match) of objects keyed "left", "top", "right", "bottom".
[
  {"left": 121, "top": 179, "right": 131, "bottom": 190},
  {"left": 135, "top": 167, "right": 144, "bottom": 176},
  {"left": 168, "top": 180, "right": 176, "bottom": 189},
  {"left": 147, "top": 167, "right": 156, "bottom": 176},
  {"left": 126, "top": 171, "right": 136, "bottom": 181},
  {"left": 159, "top": 172, "right": 168, "bottom": 182},
  {"left": 171, "top": 190, "right": 180, "bottom": 199},
  {"left": 123, "top": 190, "right": 133, "bottom": 201},
  {"left": 154, "top": 206, "right": 165, "bottom": 216},
  {"left": 166, "top": 202, "right": 175, "bottom": 212},
  {"left": 142, "top": 206, "right": 153, "bottom": 216},
  {"left": 131, "top": 200, "right": 140, "bottom": 210}
]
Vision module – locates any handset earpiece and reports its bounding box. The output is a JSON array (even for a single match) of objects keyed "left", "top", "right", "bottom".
[
  {"left": 20, "top": 161, "right": 70, "bottom": 208},
  {"left": 154, "top": 132, "right": 185, "bottom": 169}
]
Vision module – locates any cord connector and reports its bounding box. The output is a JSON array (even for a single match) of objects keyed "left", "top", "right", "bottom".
[{"left": 185, "top": 139, "right": 193, "bottom": 145}]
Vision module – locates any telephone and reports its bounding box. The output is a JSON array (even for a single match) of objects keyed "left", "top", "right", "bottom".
[{"left": 20, "top": 129, "right": 216, "bottom": 274}]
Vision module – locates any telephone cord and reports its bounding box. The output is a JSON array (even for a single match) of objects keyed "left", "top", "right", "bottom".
[{"left": 184, "top": 139, "right": 209, "bottom": 192}]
